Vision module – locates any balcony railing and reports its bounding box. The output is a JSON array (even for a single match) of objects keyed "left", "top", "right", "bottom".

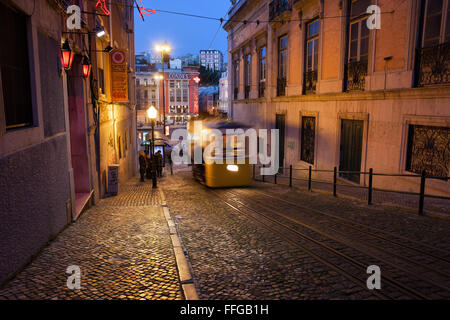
[
  {"left": 345, "top": 61, "right": 368, "bottom": 92},
  {"left": 277, "top": 77, "right": 287, "bottom": 96},
  {"left": 416, "top": 42, "right": 450, "bottom": 87},
  {"left": 269, "top": 0, "right": 292, "bottom": 21},
  {"left": 244, "top": 85, "right": 250, "bottom": 99},
  {"left": 259, "top": 81, "right": 266, "bottom": 98},
  {"left": 303, "top": 70, "right": 318, "bottom": 95}
]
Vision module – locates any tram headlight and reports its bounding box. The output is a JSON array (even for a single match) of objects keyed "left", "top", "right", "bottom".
[{"left": 227, "top": 165, "right": 239, "bottom": 172}]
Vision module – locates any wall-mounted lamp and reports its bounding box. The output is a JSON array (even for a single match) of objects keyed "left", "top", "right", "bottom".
[
  {"left": 95, "top": 26, "right": 106, "bottom": 38},
  {"left": 82, "top": 56, "right": 91, "bottom": 78},
  {"left": 104, "top": 45, "right": 113, "bottom": 52},
  {"left": 61, "top": 39, "right": 74, "bottom": 71}
]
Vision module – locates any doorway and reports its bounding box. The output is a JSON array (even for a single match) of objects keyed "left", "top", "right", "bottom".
[
  {"left": 339, "top": 119, "right": 364, "bottom": 183},
  {"left": 67, "top": 57, "right": 91, "bottom": 216}
]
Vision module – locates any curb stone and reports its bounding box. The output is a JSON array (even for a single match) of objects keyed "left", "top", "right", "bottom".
[{"left": 159, "top": 189, "right": 199, "bottom": 300}]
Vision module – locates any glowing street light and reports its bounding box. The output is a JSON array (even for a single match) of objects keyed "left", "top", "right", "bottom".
[
  {"left": 60, "top": 39, "right": 74, "bottom": 71},
  {"left": 82, "top": 56, "right": 91, "bottom": 78},
  {"left": 155, "top": 42, "right": 172, "bottom": 135},
  {"left": 147, "top": 105, "right": 158, "bottom": 120},
  {"left": 155, "top": 42, "right": 172, "bottom": 54},
  {"left": 147, "top": 105, "right": 158, "bottom": 188},
  {"left": 95, "top": 26, "right": 106, "bottom": 38}
]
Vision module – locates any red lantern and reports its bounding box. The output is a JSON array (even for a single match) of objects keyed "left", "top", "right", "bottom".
[
  {"left": 82, "top": 56, "right": 91, "bottom": 78},
  {"left": 61, "top": 39, "right": 74, "bottom": 70}
]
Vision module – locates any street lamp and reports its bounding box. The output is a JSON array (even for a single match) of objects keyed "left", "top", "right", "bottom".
[
  {"left": 147, "top": 105, "right": 158, "bottom": 188},
  {"left": 155, "top": 42, "right": 172, "bottom": 135},
  {"left": 82, "top": 56, "right": 91, "bottom": 79},
  {"left": 60, "top": 39, "right": 74, "bottom": 71},
  {"left": 153, "top": 74, "right": 164, "bottom": 123}
]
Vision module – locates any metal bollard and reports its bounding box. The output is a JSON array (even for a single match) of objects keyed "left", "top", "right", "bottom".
[
  {"left": 368, "top": 168, "right": 373, "bottom": 205},
  {"left": 308, "top": 166, "right": 312, "bottom": 192},
  {"left": 289, "top": 165, "right": 293, "bottom": 187},
  {"left": 333, "top": 167, "right": 337, "bottom": 197},
  {"left": 419, "top": 170, "right": 426, "bottom": 215}
]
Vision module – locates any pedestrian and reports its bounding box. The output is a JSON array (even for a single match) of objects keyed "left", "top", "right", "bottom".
[
  {"left": 167, "top": 148, "right": 173, "bottom": 175},
  {"left": 155, "top": 150, "right": 163, "bottom": 177},
  {"left": 146, "top": 154, "right": 152, "bottom": 179},
  {"left": 139, "top": 152, "right": 147, "bottom": 182}
]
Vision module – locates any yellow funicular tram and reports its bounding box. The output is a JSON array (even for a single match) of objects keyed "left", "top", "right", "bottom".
[{"left": 187, "top": 119, "right": 253, "bottom": 188}]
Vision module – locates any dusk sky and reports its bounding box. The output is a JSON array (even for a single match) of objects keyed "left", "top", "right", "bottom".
[{"left": 134, "top": 0, "right": 230, "bottom": 60}]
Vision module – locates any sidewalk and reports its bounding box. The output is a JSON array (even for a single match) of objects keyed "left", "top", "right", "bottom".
[{"left": 0, "top": 178, "right": 183, "bottom": 300}]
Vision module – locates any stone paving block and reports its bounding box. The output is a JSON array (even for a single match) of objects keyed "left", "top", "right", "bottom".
[{"left": 0, "top": 177, "right": 183, "bottom": 300}]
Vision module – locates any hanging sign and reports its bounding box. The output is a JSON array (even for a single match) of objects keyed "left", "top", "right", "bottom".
[{"left": 111, "top": 49, "right": 128, "bottom": 103}]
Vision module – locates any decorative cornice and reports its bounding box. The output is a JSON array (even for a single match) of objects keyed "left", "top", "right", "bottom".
[{"left": 269, "top": 87, "right": 450, "bottom": 103}]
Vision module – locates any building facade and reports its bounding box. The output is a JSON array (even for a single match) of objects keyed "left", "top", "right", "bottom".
[
  {"left": 167, "top": 68, "right": 200, "bottom": 124},
  {"left": 199, "top": 86, "right": 220, "bottom": 115},
  {"left": 0, "top": 0, "right": 136, "bottom": 285},
  {"left": 224, "top": 0, "right": 450, "bottom": 197},
  {"left": 218, "top": 71, "right": 229, "bottom": 115},
  {"left": 136, "top": 63, "right": 200, "bottom": 126},
  {"left": 136, "top": 64, "right": 160, "bottom": 124},
  {"left": 200, "top": 49, "right": 224, "bottom": 71}
]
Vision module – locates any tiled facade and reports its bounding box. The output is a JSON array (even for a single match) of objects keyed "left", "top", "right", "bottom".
[{"left": 0, "top": 0, "right": 136, "bottom": 286}]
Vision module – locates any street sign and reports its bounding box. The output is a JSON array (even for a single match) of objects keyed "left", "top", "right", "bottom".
[{"left": 111, "top": 49, "right": 128, "bottom": 103}]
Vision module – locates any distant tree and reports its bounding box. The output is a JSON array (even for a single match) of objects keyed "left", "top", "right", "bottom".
[{"left": 199, "top": 66, "right": 221, "bottom": 86}]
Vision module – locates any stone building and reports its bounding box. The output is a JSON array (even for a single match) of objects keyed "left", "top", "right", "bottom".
[
  {"left": 218, "top": 71, "right": 229, "bottom": 116},
  {"left": 224, "top": 0, "right": 449, "bottom": 197},
  {"left": 136, "top": 63, "right": 200, "bottom": 125},
  {"left": 199, "top": 86, "right": 220, "bottom": 115},
  {"left": 136, "top": 64, "right": 160, "bottom": 125},
  {"left": 200, "top": 49, "right": 224, "bottom": 71},
  {"left": 0, "top": 0, "right": 136, "bottom": 285}
]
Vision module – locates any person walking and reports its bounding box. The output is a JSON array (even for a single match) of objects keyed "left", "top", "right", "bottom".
[
  {"left": 146, "top": 154, "right": 152, "bottom": 179},
  {"left": 155, "top": 150, "right": 163, "bottom": 177},
  {"left": 167, "top": 148, "right": 173, "bottom": 175},
  {"left": 139, "top": 152, "right": 147, "bottom": 182}
]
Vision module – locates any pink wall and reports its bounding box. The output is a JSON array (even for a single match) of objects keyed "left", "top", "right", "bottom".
[{"left": 67, "top": 59, "right": 90, "bottom": 194}]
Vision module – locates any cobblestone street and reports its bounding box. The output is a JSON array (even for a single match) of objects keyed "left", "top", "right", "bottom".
[
  {"left": 1, "top": 166, "right": 449, "bottom": 301},
  {"left": 160, "top": 167, "right": 450, "bottom": 300},
  {"left": 0, "top": 179, "right": 183, "bottom": 300}
]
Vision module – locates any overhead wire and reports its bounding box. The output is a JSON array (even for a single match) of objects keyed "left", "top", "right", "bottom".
[
  {"left": 207, "top": 2, "right": 233, "bottom": 50},
  {"left": 81, "top": 0, "right": 402, "bottom": 25}
]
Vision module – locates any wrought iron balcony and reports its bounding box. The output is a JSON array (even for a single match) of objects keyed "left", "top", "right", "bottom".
[
  {"left": 416, "top": 42, "right": 450, "bottom": 87},
  {"left": 345, "top": 61, "right": 368, "bottom": 92},
  {"left": 269, "top": 0, "right": 292, "bottom": 21},
  {"left": 259, "top": 81, "right": 266, "bottom": 98},
  {"left": 277, "top": 77, "right": 287, "bottom": 96},
  {"left": 303, "top": 70, "right": 318, "bottom": 95}
]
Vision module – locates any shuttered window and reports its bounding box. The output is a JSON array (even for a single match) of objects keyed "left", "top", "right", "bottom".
[{"left": 0, "top": 2, "right": 33, "bottom": 130}]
